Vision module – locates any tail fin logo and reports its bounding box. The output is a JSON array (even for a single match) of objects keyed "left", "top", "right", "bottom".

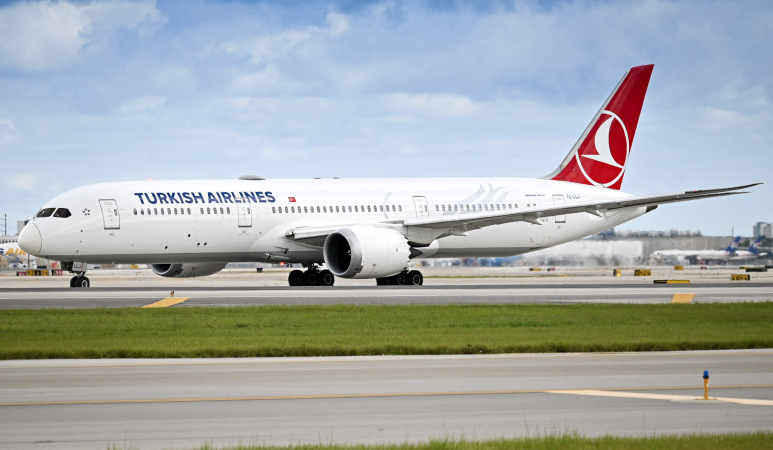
[
  {"left": 577, "top": 110, "right": 630, "bottom": 187},
  {"left": 545, "top": 65, "right": 653, "bottom": 190}
]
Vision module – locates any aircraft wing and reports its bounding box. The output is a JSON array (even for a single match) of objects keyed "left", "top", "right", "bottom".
[
  {"left": 285, "top": 183, "right": 760, "bottom": 245},
  {"left": 404, "top": 183, "right": 761, "bottom": 230}
]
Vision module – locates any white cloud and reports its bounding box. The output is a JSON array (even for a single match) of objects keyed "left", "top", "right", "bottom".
[
  {"left": 5, "top": 172, "right": 37, "bottom": 192},
  {"left": 0, "top": 0, "right": 162, "bottom": 71},
  {"left": 115, "top": 95, "right": 167, "bottom": 115},
  {"left": 0, "top": 119, "right": 20, "bottom": 146},
  {"left": 383, "top": 93, "right": 479, "bottom": 117},
  {"left": 231, "top": 64, "right": 284, "bottom": 92},
  {"left": 326, "top": 11, "right": 350, "bottom": 36}
]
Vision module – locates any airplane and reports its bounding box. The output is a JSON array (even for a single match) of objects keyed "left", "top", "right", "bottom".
[
  {"left": 0, "top": 241, "right": 34, "bottom": 268},
  {"left": 730, "top": 236, "right": 768, "bottom": 260},
  {"left": 17, "top": 64, "right": 761, "bottom": 288},
  {"left": 650, "top": 236, "right": 740, "bottom": 264},
  {"left": 745, "top": 236, "right": 767, "bottom": 258},
  {"left": 651, "top": 236, "right": 766, "bottom": 265}
]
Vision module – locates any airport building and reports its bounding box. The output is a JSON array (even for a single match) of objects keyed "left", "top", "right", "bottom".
[{"left": 754, "top": 222, "right": 772, "bottom": 238}]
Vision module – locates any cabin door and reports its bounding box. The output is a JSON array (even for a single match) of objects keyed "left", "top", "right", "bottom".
[
  {"left": 552, "top": 194, "right": 566, "bottom": 223},
  {"left": 413, "top": 196, "right": 429, "bottom": 218},
  {"left": 238, "top": 204, "right": 252, "bottom": 227},
  {"left": 99, "top": 199, "right": 120, "bottom": 230}
]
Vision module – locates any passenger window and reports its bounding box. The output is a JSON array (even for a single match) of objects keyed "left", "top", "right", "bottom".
[
  {"left": 398, "top": 205, "right": 402, "bottom": 212},
  {"left": 367, "top": 205, "right": 371, "bottom": 212},
  {"left": 140, "top": 209, "right": 145, "bottom": 215},
  {"left": 133, "top": 208, "right": 138, "bottom": 215},
  {"left": 227, "top": 207, "right": 230, "bottom": 214},
  {"left": 380, "top": 205, "right": 384, "bottom": 212},
  {"left": 187, "top": 208, "right": 191, "bottom": 214}
]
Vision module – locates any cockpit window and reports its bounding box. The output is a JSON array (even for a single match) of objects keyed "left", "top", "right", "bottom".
[
  {"left": 53, "top": 208, "right": 72, "bottom": 218},
  {"left": 36, "top": 208, "right": 55, "bottom": 218}
]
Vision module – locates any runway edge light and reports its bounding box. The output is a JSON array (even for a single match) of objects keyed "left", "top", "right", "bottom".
[{"left": 703, "top": 370, "right": 710, "bottom": 400}]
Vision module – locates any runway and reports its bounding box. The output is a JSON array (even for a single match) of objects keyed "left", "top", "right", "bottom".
[
  {"left": 1, "top": 351, "right": 772, "bottom": 449},
  {"left": 2, "top": 267, "right": 773, "bottom": 308}
]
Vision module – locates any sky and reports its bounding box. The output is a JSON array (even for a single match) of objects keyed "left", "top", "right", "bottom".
[{"left": 0, "top": 0, "right": 771, "bottom": 237}]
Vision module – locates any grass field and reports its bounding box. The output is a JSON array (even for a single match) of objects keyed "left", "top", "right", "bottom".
[
  {"left": 193, "top": 433, "right": 773, "bottom": 450},
  {"left": 2, "top": 303, "right": 772, "bottom": 359}
]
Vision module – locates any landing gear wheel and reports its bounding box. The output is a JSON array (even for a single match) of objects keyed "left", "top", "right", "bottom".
[
  {"left": 288, "top": 270, "right": 304, "bottom": 286},
  {"left": 319, "top": 270, "right": 335, "bottom": 286},
  {"left": 288, "top": 267, "right": 335, "bottom": 286},
  {"left": 305, "top": 271, "right": 318, "bottom": 286},
  {"left": 389, "top": 272, "right": 407, "bottom": 285},
  {"left": 407, "top": 270, "right": 423, "bottom": 286},
  {"left": 70, "top": 275, "right": 90, "bottom": 288}
]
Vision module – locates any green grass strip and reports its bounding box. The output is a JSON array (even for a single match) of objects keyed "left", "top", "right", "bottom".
[
  {"left": 191, "top": 432, "right": 773, "bottom": 450},
  {"left": 2, "top": 303, "right": 773, "bottom": 359}
]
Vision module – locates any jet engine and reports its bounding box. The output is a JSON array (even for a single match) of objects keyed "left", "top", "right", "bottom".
[
  {"left": 323, "top": 226, "right": 411, "bottom": 279},
  {"left": 150, "top": 262, "right": 227, "bottom": 278}
]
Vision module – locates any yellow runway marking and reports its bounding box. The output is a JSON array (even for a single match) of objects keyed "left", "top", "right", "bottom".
[
  {"left": 0, "top": 389, "right": 543, "bottom": 407},
  {"left": 550, "top": 389, "right": 773, "bottom": 406},
  {"left": 3, "top": 385, "right": 773, "bottom": 408},
  {"left": 142, "top": 297, "right": 189, "bottom": 308},
  {"left": 671, "top": 294, "right": 695, "bottom": 304}
]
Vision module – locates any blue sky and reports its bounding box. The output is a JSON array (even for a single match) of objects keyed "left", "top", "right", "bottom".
[{"left": 1, "top": 0, "right": 770, "bottom": 236}]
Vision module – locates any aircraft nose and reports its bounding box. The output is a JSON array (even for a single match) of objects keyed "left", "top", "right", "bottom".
[{"left": 18, "top": 223, "right": 42, "bottom": 255}]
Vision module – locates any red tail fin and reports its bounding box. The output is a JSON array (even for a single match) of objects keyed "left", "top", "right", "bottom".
[{"left": 546, "top": 65, "right": 653, "bottom": 190}]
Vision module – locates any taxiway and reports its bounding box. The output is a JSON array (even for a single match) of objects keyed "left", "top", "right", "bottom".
[
  {"left": 1, "top": 351, "right": 772, "bottom": 449},
  {"left": 1, "top": 267, "right": 773, "bottom": 308}
]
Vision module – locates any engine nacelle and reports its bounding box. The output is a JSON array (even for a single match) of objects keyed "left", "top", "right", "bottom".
[
  {"left": 323, "top": 226, "right": 411, "bottom": 279},
  {"left": 150, "top": 262, "right": 227, "bottom": 278}
]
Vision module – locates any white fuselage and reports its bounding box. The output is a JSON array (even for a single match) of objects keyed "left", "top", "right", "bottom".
[{"left": 25, "top": 177, "right": 648, "bottom": 265}]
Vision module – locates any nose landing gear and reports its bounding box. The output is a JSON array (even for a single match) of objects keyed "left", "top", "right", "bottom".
[{"left": 69, "top": 274, "right": 90, "bottom": 288}]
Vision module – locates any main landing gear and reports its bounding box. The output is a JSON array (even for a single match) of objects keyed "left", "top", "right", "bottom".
[
  {"left": 288, "top": 266, "right": 335, "bottom": 286},
  {"left": 376, "top": 270, "right": 423, "bottom": 286},
  {"left": 69, "top": 273, "right": 90, "bottom": 288}
]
